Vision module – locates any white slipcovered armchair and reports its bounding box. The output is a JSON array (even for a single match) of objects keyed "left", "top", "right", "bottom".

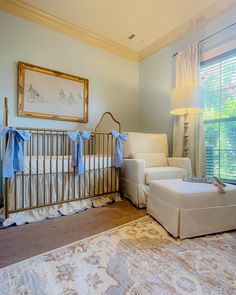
[{"left": 121, "top": 132, "right": 192, "bottom": 208}]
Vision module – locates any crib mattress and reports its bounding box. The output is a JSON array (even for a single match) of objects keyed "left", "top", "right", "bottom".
[{"left": 20, "top": 155, "right": 112, "bottom": 174}]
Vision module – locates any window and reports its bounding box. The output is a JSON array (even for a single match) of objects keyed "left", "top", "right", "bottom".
[{"left": 200, "top": 49, "right": 236, "bottom": 183}]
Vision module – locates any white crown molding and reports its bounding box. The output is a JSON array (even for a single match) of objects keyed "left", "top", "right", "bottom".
[
  {"left": 0, "top": 0, "right": 235, "bottom": 63},
  {"left": 0, "top": 0, "right": 140, "bottom": 62},
  {"left": 140, "top": 0, "right": 236, "bottom": 61}
]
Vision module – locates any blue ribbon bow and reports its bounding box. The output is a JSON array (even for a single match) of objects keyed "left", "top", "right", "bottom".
[
  {"left": 0, "top": 126, "right": 31, "bottom": 178},
  {"left": 112, "top": 130, "right": 128, "bottom": 167},
  {"left": 67, "top": 131, "right": 91, "bottom": 175}
]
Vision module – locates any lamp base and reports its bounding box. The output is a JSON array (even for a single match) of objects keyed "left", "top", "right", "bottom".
[{"left": 183, "top": 113, "right": 189, "bottom": 157}]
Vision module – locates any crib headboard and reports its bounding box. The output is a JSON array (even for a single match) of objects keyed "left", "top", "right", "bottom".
[
  {"left": 95, "top": 112, "right": 121, "bottom": 133},
  {"left": 94, "top": 112, "right": 121, "bottom": 155}
]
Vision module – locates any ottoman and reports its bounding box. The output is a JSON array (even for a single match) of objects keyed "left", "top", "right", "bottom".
[{"left": 147, "top": 179, "right": 236, "bottom": 239}]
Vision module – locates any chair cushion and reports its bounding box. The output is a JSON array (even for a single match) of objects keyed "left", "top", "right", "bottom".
[
  {"left": 145, "top": 167, "right": 188, "bottom": 184},
  {"left": 131, "top": 153, "right": 167, "bottom": 168}
]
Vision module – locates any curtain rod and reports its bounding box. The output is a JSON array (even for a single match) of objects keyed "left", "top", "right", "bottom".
[{"left": 172, "top": 21, "right": 236, "bottom": 58}]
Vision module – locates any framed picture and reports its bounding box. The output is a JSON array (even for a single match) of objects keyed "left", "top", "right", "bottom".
[{"left": 17, "top": 61, "right": 88, "bottom": 122}]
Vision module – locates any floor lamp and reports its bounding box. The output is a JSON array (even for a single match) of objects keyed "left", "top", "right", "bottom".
[{"left": 170, "top": 86, "right": 204, "bottom": 157}]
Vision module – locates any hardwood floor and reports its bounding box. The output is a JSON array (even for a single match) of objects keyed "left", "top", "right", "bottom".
[{"left": 0, "top": 199, "right": 146, "bottom": 269}]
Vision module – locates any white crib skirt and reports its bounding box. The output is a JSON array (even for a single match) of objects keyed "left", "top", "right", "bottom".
[{"left": 0, "top": 168, "right": 120, "bottom": 227}]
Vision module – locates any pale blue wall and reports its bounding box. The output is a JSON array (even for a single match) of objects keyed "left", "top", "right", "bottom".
[
  {"left": 0, "top": 12, "right": 140, "bottom": 199},
  {"left": 0, "top": 12, "right": 140, "bottom": 131},
  {"left": 139, "top": 9, "right": 236, "bottom": 155}
]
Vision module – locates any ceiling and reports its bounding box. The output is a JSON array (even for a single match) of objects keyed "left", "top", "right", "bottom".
[
  {"left": 0, "top": 0, "right": 235, "bottom": 61},
  {"left": 21, "top": 0, "right": 218, "bottom": 51}
]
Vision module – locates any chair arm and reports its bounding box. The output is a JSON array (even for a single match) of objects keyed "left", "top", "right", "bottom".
[
  {"left": 167, "top": 157, "right": 192, "bottom": 176},
  {"left": 121, "top": 159, "right": 145, "bottom": 184}
]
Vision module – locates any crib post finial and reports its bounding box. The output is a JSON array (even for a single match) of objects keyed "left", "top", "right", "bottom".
[{"left": 4, "top": 97, "right": 9, "bottom": 127}]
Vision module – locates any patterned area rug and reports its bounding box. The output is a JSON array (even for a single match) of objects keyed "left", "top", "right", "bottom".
[{"left": 1, "top": 216, "right": 236, "bottom": 295}]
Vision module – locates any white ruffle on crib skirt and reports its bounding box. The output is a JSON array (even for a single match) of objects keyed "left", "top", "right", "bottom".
[{"left": 0, "top": 193, "right": 122, "bottom": 228}]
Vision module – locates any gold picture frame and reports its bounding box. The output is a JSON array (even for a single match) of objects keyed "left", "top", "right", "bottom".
[{"left": 17, "top": 61, "right": 88, "bottom": 122}]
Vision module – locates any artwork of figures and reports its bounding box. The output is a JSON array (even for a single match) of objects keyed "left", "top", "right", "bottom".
[
  {"left": 27, "top": 84, "right": 45, "bottom": 103},
  {"left": 58, "top": 88, "right": 83, "bottom": 105},
  {"left": 18, "top": 62, "right": 88, "bottom": 122}
]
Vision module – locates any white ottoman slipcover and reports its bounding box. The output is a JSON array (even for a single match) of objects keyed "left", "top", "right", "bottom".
[{"left": 147, "top": 179, "right": 236, "bottom": 238}]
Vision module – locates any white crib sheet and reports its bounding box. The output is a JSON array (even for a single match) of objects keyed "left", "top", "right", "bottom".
[{"left": 20, "top": 154, "right": 112, "bottom": 174}]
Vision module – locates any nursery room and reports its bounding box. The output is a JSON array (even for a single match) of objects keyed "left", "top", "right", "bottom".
[{"left": 0, "top": 0, "right": 236, "bottom": 294}]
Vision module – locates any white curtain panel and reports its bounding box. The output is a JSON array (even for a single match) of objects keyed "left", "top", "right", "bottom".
[{"left": 173, "top": 43, "right": 205, "bottom": 177}]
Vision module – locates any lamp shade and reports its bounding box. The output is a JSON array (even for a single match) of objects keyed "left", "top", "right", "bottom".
[{"left": 170, "top": 85, "right": 204, "bottom": 115}]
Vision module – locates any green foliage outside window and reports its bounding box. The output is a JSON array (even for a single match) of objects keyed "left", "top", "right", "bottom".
[{"left": 200, "top": 51, "right": 236, "bottom": 182}]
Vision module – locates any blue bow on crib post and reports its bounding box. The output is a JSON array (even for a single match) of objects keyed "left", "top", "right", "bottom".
[
  {"left": 112, "top": 130, "right": 128, "bottom": 167},
  {"left": 67, "top": 131, "right": 91, "bottom": 175},
  {"left": 0, "top": 126, "right": 31, "bottom": 178}
]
